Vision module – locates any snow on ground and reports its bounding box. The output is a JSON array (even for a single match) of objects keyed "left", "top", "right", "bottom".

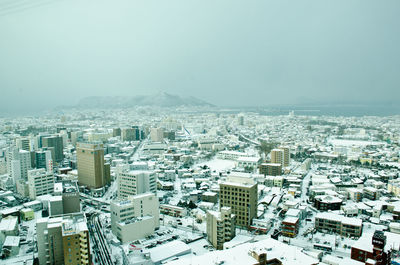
[{"left": 193, "top": 158, "right": 236, "bottom": 173}]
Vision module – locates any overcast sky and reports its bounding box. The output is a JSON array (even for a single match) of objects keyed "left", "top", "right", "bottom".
[{"left": 0, "top": 0, "right": 399, "bottom": 113}]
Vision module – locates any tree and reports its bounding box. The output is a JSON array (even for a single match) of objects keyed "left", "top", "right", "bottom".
[{"left": 258, "top": 141, "right": 278, "bottom": 157}]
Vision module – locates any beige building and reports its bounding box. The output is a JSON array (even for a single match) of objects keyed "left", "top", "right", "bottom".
[
  {"left": 36, "top": 213, "right": 90, "bottom": 265},
  {"left": 270, "top": 149, "right": 283, "bottom": 166},
  {"left": 117, "top": 170, "right": 156, "bottom": 199},
  {"left": 28, "top": 168, "right": 54, "bottom": 200},
  {"left": 77, "top": 143, "right": 106, "bottom": 189},
  {"left": 388, "top": 179, "right": 400, "bottom": 197},
  {"left": 150, "top": 127, "right": 164, "bottom": 142},
  {"left": 279, "top": 146, "right": 290, "bottom": 167},
  {"left": 219, "top": 173, "right": 258, "bottom": 228},
  {"left": 111, "top": 193, "right": 159, "bottom": 243},
  {"left": 206, "top": 207, "right": 236, "bottom": 250}
]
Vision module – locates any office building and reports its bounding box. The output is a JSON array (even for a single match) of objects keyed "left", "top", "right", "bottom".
[
  {"left": 28, "top": 168, "right": 54, "bottom": 200},
  {"left": 77, "top": 143, "right": 106, "bottom": 189},
  {"left": 110, "top": 193, "right": 159, "bottom": 243},
  {"left": 117, "top": 170, "right": 156, "bottom": 199},
  {"left": 206, "top": 207, "right": 236, "bottom": 250},
  {"left": 121, "top": 128, "right": 136, "bottom": 141},
  {"left": 36, "top": 213, "right": 90, "bottom": 265},
  {"left": 42, "top": 135, "right": 64, "bottom": 163},
  {"left": 219, "top": 173, "right": 258, "bottom": 228},
  {"left": 35, "top": 149, "right": 53, "bottom": 170},
  {"left": 150, "top": 127, "right": 164, "bottom": 142},
  {"left": 16, "top": 137, "right": 31, "bottom": 151}
]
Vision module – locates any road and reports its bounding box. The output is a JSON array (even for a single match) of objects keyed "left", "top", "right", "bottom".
[{"left": 88, "top": 213, "right": 114, "bottom": 265}]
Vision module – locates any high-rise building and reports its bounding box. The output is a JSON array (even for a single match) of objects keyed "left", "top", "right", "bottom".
[
  {"left": 16, "top": 137, "right": 31, "bottom": 151},
  {"left": 113, "top": 128, "right": 121, "bottom": 137},
  {"left": 110, "top": 193, "right": 159, "bottom": 243},
  {"left": 35, "top": 150, "right": 53, "bottom": 170},
  {"left": 206, "top": 207, "right": 236, "bottom": 250},
  {"left": 270, "top": 149, "right": 283, "bottom": 166},
  {"left": 121, "top": 128, "right": 136, "bottom": 141},
  {"left": 117, "top": 170, "right": 156, "bottom": 199},
  {"left": 150, "top": 127, "right": 164, "bottom": 142},
  {"left": 42, "top": 136, "right": 64, "bottom": 163},
  {"left": 36, "top": 213, "right": 91, "bottom": 265},
  {"left": 279, "top": 146, "right": 290, "bottom": 167},
  {"left": 28, "top": 168, "right": 54, "bottom": 200},
  {"left": 7, "top": 148, "right": 31, "bottom": 182},
  {"left": 77, "top": 143, "right": 106, "bottom": 189},
  {"left": 219, "top": 173, "right": 258, "bottom": 228}
]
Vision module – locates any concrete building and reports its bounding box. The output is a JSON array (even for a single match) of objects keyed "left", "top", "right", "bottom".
[
  {"left": 36, "top": 213, "right": 90, "bottom": 265},
  {"left": 388, "top": 179, "right": 400, "bottom": 197},
  {"left": 77, "top": 142, "right": 106, "bottom": 189},
  {"left": 270, "top": 149, "right": 284, "bottom": 166},
  {"left": 121, "top": 128, "right": 137, "bottom": 141},
  {"left": 281, "top": 216, "right": 299, "bottom": 238},
  {"left": 206, "top": 207, "right": 236, "bottom": 250},
  {"left": 35, "top": 149, "right": 53, "bottom": 170},
  {"left": 314, "top": 195, "right": 343, "bottom": 211},
  {"left": 42, "top": 135, "right": 64, "bottom": 163},
  {"left": 150, "top": 127, "right": 164, "bottom": 142},
  {"left": 117, "top": 170, "right": 156, "bottom": 199},
  {"left": 28, "top": 168, "right": 54, "bottom": 200},
  {"left": 0, "top": 216, "right": 18, "bottom": 246},
  {"left": 259, "top": 163, "right": 282, "bottom": 176},
  {"left": 315, "top": 212, "right": 362, "bottom": 238},
  {"left": 219, "top": 173, "right": 258, "bottom": 228},
  {"left": 16, "top": 137, "right": 31, "bottom": 152},
  {"left": 279, "top": 146, "right": 290, "bottom": 167},
  {"left": 110, "top": 193, "right": 159, "bottom": 243}
]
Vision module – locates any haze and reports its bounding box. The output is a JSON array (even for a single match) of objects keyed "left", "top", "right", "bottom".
[{"left": 0, "top": 0, "right": 399, "bottom": 114}]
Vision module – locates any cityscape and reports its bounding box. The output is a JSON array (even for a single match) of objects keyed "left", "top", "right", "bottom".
[{"left": 1, "top": 1, "right": 400, "bottom": 265}]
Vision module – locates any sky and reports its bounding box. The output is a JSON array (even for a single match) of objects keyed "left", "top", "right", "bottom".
[{"left": 0, "top": 0, "right": 399, "bottom": 114}]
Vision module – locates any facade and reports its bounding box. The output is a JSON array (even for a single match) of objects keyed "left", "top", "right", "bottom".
[
  {"left": 42, "top": 136, "right": 64, "bottom": 163},
  {"left": 206, "top": 207, "right": 236, "bottom": 250},
  {"left": 219, "top": 174, "right": 258, "bottom": 228},
  {"left": 314, "top": 195, "right": 343, "bottom": 211},
  {"left": 77, "top": 143, "right": 106, "bottom": 189},
  {"left": 281, "top": 216, "right": 299, "bottom": 238},
  {"left": 36, "top": 213, "right": 90, "bottom": 265},
  {"left": 388, "top": 179, "right": 400, "bottom": 197},
  {"left": 28, "top": 168, "right": 54, "bottom": 200},
  {"left": 150, "top": 127, "right": 164, "bottom": 142},
  {"left": 110, "top": 193, "right": 159, "bottom": 243},
  {"left": 259, "top": 163, "right": 282, "bottom": 176},
  {"left": 315, "top": 212, "right": 362, "bottom": 237},
  {"left": 121, "top": 128, "right": 137, "bottom": 141},
  {"left": 270, "top": 149, "right": 284, "bottom": 166},
  {"left": 363, "top": 187, "right": 379, "bottom": 200},
  {"left": 117, "top": 170, "right": 156, "bottom": 199},
  {"left": 35, "top": 150, "right": 53, "bottom": 170}
]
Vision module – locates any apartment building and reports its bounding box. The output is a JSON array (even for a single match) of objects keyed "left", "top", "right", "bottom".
[
  {"left": 281, "top": 216, "right": 299, "bottom": 238},
  {"left": 206, "top": 207, "right": 236, "bottom": 250},
  {"left": 259, "top": 163, "right": 282, "bottom": 176},
  {"left": 36, "top": 213, "right": 90, "bottom": 265},
  {"left": 315, "top": 212, "right": 362, "bottom": 237}
]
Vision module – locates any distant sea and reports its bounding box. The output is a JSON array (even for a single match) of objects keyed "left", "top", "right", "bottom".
[{"left": 224, "top": 104, "right": 400, "bottom": 117}]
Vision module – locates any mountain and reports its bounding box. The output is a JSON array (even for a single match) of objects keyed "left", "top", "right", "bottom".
[{"left": 76, "top": 92, "right": 214, "bottom": 108}]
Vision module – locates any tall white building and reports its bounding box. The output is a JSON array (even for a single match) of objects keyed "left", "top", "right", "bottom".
[
  {"left": 117, "top": 170, "right": 156, "bottom": 199},
  {"left": 150, "top": 127, "right": 164, "bottom": 142},
  {"left": 110, "top": 193, "right": 159, "bottom": 243},
  {"left": 7, "top": 148, "right": 31, "bottom": 182},
  {"left": 28, "top": 168, "right": 54, "bottom": 200}
]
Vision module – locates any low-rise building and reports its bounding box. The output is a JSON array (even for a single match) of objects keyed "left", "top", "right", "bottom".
[
  {"left": 315, "top": 212, "right": 362, "bottom": 237},
  {"left": 281, "top": 216, "right": 299, "bottom": 238}
]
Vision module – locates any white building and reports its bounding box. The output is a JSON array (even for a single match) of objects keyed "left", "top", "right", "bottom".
[
  {"left": 150, "top": 127, "right": 164, "bottom": 142},
  {"left": 28, "top": 168, "right": 54, "bottom": 200},
  {"left": 117, "top": 170, "right": 156, "bottom": 199},
  {"left": 111, "top": 193, "right": 159, "bottom": 243}
]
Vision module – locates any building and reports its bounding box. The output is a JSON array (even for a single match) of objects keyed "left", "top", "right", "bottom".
[
  {"left": 77, "top": 142, "right": 106, "bottom": 189},
  {"left": 351, "top": 231, "right": 399, "bottom": 265},
  {"left": 35, "top": 149, "right": 53, "bottom": 170},
  {"left": 270, "top": 149, "right": 284, "bottom": 166},
  {"left": 110, "top": 193, "right": 159, "bottom": 243},
  {"left": 0, "top": 216, "right": 18, "bottom": 246},
  {"left": 150, "top": 127, "right": 164, "bottom": 142},
  {"left": 60, "top": 181, "right": 81, "bottom": 214},
  {"left": 42, "top": 135, "right": 64, "bottom": 163},
  {"left": 259, "top": 163, "right": 282, "bottom": 176},
  {"left": 28, "top": 168, "right": 54, "bottom": 200},
  {"left": 363, "top": 187, "right": 379, "bottom": 200},
  {"left": 279, "top": 146, "right": 290, "bottom": 167},
  {"left": 219, "top": 173, "right": 258, "bottom": 228},
  {"left": 121, "top": 128, "right": 137, "bottom": 141},
  {"left": 206, "top": 207, "right": 236, "bottom": 250},
  {"left": 281, "top": 216, "right": 299, "bottom": 238},
  {"left": 2, "top": 235, "right": 20, "bottom": 257},
  {"left": 159, "top": 204, "right": 187, "bottom": 217},
  {"left": 16, "top": 137, "right": 31, "bottom": 151},
  {"left": 314, "top": 195, "right": 343, "bottom": 211},
  {"left": 388, "top": 179, "right": 400, "bottom": 197},
  {"left": 117, "top": 170, "right": 156, "bottom": 199},
  {"left": 36, "top": 213, "right": 91, "bottom": 265},
  {"left": 315, "top": 212, "right": 362, "bottom": 237},
  {"left": 113, "top": 128, "right": 121, "bottom": 137}
]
